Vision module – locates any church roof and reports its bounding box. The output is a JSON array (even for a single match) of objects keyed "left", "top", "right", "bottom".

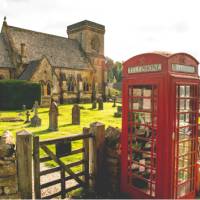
[
  {"left": 0, "top": 34, "right": 13, "bottom": 68},
  {"left": 18, "top": 59, "right": 41, "bottom": 80},
  {"left": 5, "top": 24, "right": 91, "bottom": 69}
]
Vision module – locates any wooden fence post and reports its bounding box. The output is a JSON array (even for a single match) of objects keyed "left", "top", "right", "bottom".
[
  {"left": 83, "top": 127, "right": 90, "bottom": 189},
  {"left": 89, "top": 122, "right": 105, "bottom": 192},
  {"left": 16, "top": 130, "right": 32, "bottom": 199},
  {"left": 33, "top": 135, "right": 41, "bottom": 199}
]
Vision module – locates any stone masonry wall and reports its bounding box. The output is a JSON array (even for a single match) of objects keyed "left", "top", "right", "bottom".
[
  {"left": 103, "top": 126, "right": 121, "bottom": 195},
  {"left": 0, "top": 131, "right": 20, "bottom": 199},
  {"left": 0, "top": 68, "right": 10, "bottom": 79}
]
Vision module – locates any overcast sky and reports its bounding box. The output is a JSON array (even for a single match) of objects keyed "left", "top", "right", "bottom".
[{"left": 1, "top": 0, "right": 200, "bottom": 63}]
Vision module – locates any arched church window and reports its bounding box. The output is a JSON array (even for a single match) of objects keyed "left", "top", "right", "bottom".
[
  {"left": 67, "top": 75, "right": 76, "bottom": 92},
  {"left": 0, "top": 74, "right": 5, "bottom": 80},
  {"left": 47, "top": 82, "right": 51, "bottom": 95},
  {"left": 39, "top": 81, "right": 45, "bottom": 96},
  {"left": 83, "top": 78, "right": 89, "bottom": 92}
]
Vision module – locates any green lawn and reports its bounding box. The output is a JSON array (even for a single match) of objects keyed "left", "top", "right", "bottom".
[{"left": 0, "top": 102, "right": 121, "bottom": 169}]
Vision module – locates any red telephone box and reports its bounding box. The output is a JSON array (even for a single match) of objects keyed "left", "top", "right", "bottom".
[{"left": 121, "top": 52, "right": 200, "bottom": 199}]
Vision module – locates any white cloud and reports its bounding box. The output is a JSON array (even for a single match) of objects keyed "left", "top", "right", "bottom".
[{"left": 0, "top": 0, "right": 200, "bottom": 63}]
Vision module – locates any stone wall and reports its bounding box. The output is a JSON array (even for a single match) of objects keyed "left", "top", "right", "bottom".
[
  {"left": 103, "top": 126, "right": 121, "bottom": 195},
  {"left": 0, "top": 131, "right": 20, "bottom": 199},
  {"left": 0, "top": 68, "right": 10, "bottom": 79}
]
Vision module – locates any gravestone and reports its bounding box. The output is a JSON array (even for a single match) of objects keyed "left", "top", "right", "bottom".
[
  {"left": 117, "top": 106, "right": 122, "bottom": 113},
  {"left": 112, "top": 96, "right": 116, "bottom": 107},
  {"left": 114, "top": 106, "right": 122, "bottom": 118},
  {"left": 25, "top": 111, "right": 30, "bottom": 123},
  {"left": 31, "top": 101, "right": 41, "bottom": 127},
  {"left": 49, "top": 99, "right": 59, "bottom": 131},
  {"left": 72, "top": 104, "right": 80, "bottom": 125},
  {"left": 92, "top": 100, "right": 97, "bottom": 109},
  {"left": 98, "top": 97, "right": 104, "bottom": 110}
]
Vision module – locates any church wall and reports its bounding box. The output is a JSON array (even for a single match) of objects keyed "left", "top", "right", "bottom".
[
  {"left": 69, "top": 29, "right": 104, "bottom": 56},
  {"left": 0, "top": 68, "right": 10, "bottom": 79},
  {"left": 68, "top": 24, "right": 105, "bottom": 98},
  {"left": 30, "top": 58, "right": 60, "bottom": 106},
  {"left": 54, "top": 67, "right": 93, "bottom": 103},
  {"left": 31, "top": 58, "right": 53, "bottom": 83}
]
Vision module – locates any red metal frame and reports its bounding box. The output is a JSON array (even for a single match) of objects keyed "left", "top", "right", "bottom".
[{"left": 121, "top": 52, "right": 200, "bottom": 199}]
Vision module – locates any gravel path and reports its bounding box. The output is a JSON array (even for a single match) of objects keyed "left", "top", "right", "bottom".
[{"left": 33, "top": 163, "right": 77, "bottom": 199}]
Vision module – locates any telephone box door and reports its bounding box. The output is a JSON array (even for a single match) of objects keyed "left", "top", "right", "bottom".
[
  {"left": 172, "top": 81, "right": 199, "bottom": 198},
  {"left": 122, "top": 78, "right": 163, "bottom": 198}
]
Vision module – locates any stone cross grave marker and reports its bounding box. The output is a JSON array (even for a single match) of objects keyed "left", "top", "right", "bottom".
[
  {"left": 49, "top": 99, "right": 59, "bottom": 131},
  {"left": 72, "top": 104, "right": 80, "bottom": 125},
  {"left": 25, "top": 111, "right": 30, "bottom": 123}
]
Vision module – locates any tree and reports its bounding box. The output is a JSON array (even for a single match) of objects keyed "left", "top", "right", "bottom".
[{"left": 105, "top": 57, "right": 123, "bottom": 83}]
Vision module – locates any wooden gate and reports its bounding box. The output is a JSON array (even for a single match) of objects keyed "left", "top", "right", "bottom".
[{"left": 33, "top": 128, "right": 92, "bottom": 199}]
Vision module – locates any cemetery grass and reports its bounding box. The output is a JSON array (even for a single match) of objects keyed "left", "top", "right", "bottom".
[{"left": 0, "top": 102, "right": 121, "bottom": 171}]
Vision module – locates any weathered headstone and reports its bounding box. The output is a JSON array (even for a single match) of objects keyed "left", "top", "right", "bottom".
[
  {"left": 31, "top": 101, "right": 39, "bottom": 116},
  {"left": 117, "top": 106, "right": 122, "bottom": 113},
  {"left": 72, "top": 104, "right": 80, "bottom": 125},
  {"left": 98, "top": 97, "right": 103, "bottom": 110},
  {"left": 112, "top": 96, "right": 116, "bottom": 107},
  {"left": 92, "top": 100, "right": 97, "bottom": 109},
  {"left": 25, "top": 111, "right": 30, "bottom": 123},
  {"left": 49, "top": 99, "right": 59, "bottom": 131},
  {"left": 114, "top": 106, "right": 122, "bottom": 118},
  {"left": 31, "top": 101, "right": 41, "bottom": 127}
]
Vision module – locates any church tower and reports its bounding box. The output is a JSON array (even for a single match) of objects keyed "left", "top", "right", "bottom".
[{"left": 67, "top": 20, "right": 106, "bottom": 96}]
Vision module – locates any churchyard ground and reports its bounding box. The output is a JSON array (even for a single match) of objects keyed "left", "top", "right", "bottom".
[{"left": 0, "top": 102, "right": 121, "bottom": 171}]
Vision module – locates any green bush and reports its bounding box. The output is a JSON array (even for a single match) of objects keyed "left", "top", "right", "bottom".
[{"left": 0, "top": 80, "right": 41, "bottom": 110}]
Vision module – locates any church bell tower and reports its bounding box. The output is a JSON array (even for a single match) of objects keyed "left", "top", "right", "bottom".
[{"left": 67, "top": 20, "right": 106, "bottom": 96}]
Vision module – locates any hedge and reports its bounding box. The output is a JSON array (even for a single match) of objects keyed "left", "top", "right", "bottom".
[{"left": 0, "top": 80, "right": 41, "bottom": 110}]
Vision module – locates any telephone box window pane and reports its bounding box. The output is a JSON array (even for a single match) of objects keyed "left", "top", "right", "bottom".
[
  {"left": 127, "top": 84, "right": 157, "bottom": 197},
  {"left": 179, "top": 99, "right": 185, "bottom": 111},
  {"left": 133, "top": 88, "right": 142, "bottom": 96},
  {"left": 178, "top": 154, "right": 192, "bottom": 169},
  {"left": 177, "top": 181, "right": 191, "bottom": 198},
  {"left": 179, "top": 113, "right": 196, "bottom": 127},
  {"left": 143, "top": 99, "right": 151, "bottom": 110},
  {"left": 178, "top": 127, "right": 192, "bottom": 140},
  {"left": 132, "top": 112, "right": 152, "bottom": 125},
  {"left": 185, "top": 99, "right": 190, "bottom": 110},
  {"left": 179, "top": 86, "right": 185, "bottom": 97},
  {"left": 133, "top": 99, "right": 142, "bottom": 110},
  {"left": 178, "top": 168, "right": 192, "bottom": 183},
  {"left": 175, "top": 84, "right": 198, "bottom": 198},
  {"left": 143, "top": 88, "right": 152, "bottom": 97},
  {"left": 185, "top": 86, "right": 190, "bottom": 97},
  {"left": 132, "top": 86, "right": 152, "bottom": 97},
  {"left": 178, "top": 140, "right": 192, "bottom": 155}
]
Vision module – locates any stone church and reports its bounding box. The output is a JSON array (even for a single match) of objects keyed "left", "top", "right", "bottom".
[{"left": 0, "top": 17, "right": 106, "bottom": 106}]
